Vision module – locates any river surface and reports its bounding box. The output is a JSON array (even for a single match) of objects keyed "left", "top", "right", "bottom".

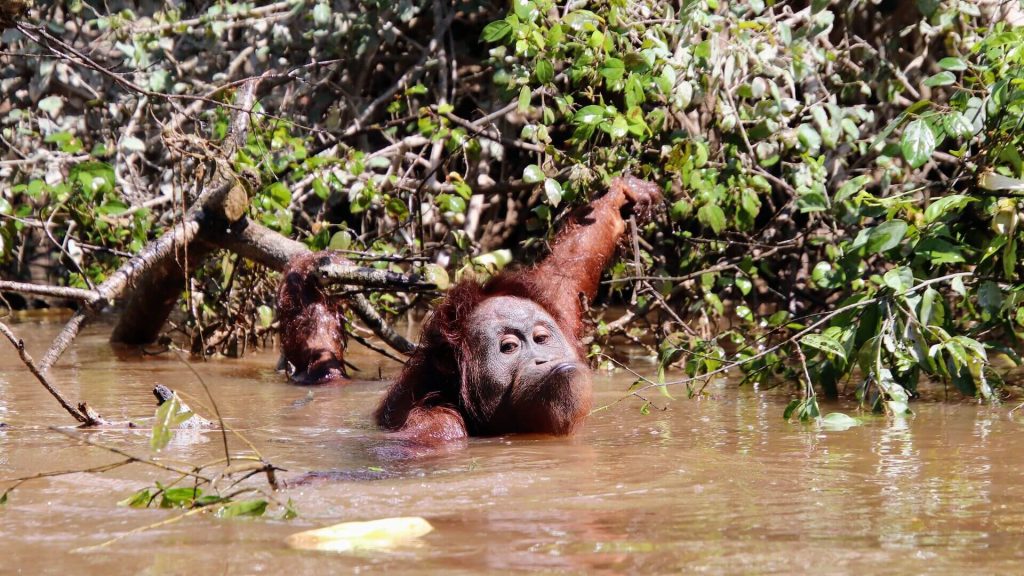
[{"left": 1, "top": 318, "right": 1023, "bottom": 575}]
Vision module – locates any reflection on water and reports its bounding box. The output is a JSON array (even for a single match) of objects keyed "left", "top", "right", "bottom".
[{"left": 1, "top": 320, "right": 1024, "bottom": 574}]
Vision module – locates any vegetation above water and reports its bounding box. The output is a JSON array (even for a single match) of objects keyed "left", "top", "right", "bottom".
[{"left": 3, "top": 0, "right": 1024, "bottom": 420}]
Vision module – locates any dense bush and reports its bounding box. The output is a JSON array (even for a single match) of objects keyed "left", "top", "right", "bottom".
[{"left": 2, "top": 0, "right": 1024, "bottom": 417}]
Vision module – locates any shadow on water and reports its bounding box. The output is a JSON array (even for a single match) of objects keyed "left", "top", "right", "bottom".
[{"left": 1, "top": 319, "right": 1024, "bottom": 574}]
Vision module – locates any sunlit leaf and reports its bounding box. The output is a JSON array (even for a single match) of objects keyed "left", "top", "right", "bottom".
[
  {"left": 522, "top": 164, "right": 545, "bottom": 184},
  {"left": 820, "top": 412, "right": 860, "bottom": 431},
  {"left": 901, "top": 119, "right": 936, "bottom": 168},
  {"left": 697, "top": 203, "right": 726, "bottom": 234},
  {"left": 118, "top": 488, "right": 154, "bottom": 508},
  {"left": 421, "top": 263, "right": 449, "bottom": 291},
  {"left": 924, "top": 194, "right": 975, "bottom": 223},
  {"left": 979, "top": 172, "right": 1024, "bottom": 192},
  {"left": 543, "top": 178, "right": 562, "bottom": 206},
  {"left": 218, "top": 499, "right": 268, "bottom": 518},
  {"left": 151, "top": 394, "right": 194, "bottom": 451},
  {"left": 574, "top": 105, "right": 606, "bottom": 126},
  {"left": 801, "top": 333, "right": 846, "bottom": 360},
  {"left": 160, "top": 487, "right": 201, "bottom": 508},
  {"left": 937, "top": 57, "right": 967, "bottom": 71},
  {"left": 923, "top": 71, "right": 956, "bottom": 87},
  {"left": 536, "top": 60, "right": 554, "bottom": 84},
  {"left": 286, "top": 517, "right": 433, "bottom": 552},
  {"left": 882, "top": 266, "right": 914, "bottom": 293}
]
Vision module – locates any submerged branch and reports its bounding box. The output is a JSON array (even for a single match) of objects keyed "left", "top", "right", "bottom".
[
  {"left": 350, "top": 294, "right": 418, "bottom": 355},
  {"left": 0, "top": 321, "right": 87, "bottom": 424}
]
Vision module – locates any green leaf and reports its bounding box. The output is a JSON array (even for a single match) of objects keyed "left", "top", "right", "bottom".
[
  {"left": 218, "top": 499, "right": 268, "bottom": 518},
  {"left": 624, "top": 74, "right": 645, "bottom": 109},
  {"left": 866, "top": 219, "right": 908, "bottom": 254},
  {"left": 536, "top": 60, "right": 554, "bottom": 84},
  {"left": 915, "top": 237, "right": 965, "bottom": 265},
  {"left": 312, "top": 178, "right": 329, "bottom": 200},
  {"left": 886, "top": 401, "right": 911, "bottom": 415},
  {"left": 600, "top": 57, "right": 625, "bottom": 85},
  {"left": 697, "top": 203, "right": 726, "bottom": 234},
  {"left": 161, "top": 487, "right": 201, "bottom": 508},
  {"left": 923, "top": 71, "right": 956, "bottom": 87},
  {"left": 436, "top": 193, "right": 466, "bottom": 214},
  {"left": 471, "top": 249, "right": 513, "bottom": 274},
  {"left": 118, "top": 488, "right": 153, "bottom": 508},
  {"left": 797, "top": 124, "right": 821, "bottom": 150},
  {"left": 820, "top": 412, "right": 860, "bottom": 431},
  {"left": 38, "top": 96, "right": 63, "bottom": 115},
  {"left": 734, "top": 276, "right": 752, "bottom": 296},
  {"left": 523, "top": 164, "right": 545, "bottom": 184},
  {"left": 513, "top": 0, "right": 535, "bottom": 21},
  {"left": 694, "top": 39, "right": 711, "bottom": 59},
  {"left": 937, "top": 57, "right": 967, "bottom": 71},
  {"left": 148, "top": 69, "right": 169, "bottom": 92},
  {"left": 517, "top": 86, "right": 531, "bottom": 114},
  {"left": 901, "top": 119, "right": 936, "bottom": 169},
  {"left": 924, "top": 194, "right": 975, "bottom": 223},
  {"left": 96, "top": 200, "right": 129, "bottom": 216},
  {"left": 150, "top": 394, "right": 194, "bottom": 451},
  {"left": 942, "top": 111, "right": 974, "bottom": 139},
  {"left": 812, "top": 261, "right": 843, "bottom": 288},
  {"left": 835, "top": 175, "right": 869, "bottom": 203},
  {"left": 882, "top": 266, "right": 914, "bottom": 293},
  {"left": 574, "top": 105, "right": 606, "bottom": 125},
  {"left": 543, "top": 178, "right": 562, "bottom": 206},
  {"left": 257, "top": 305, "right": 274, "bottom": 328},
  {"left": 312, "top": 2, "right": 331, "bottom": 25},
  {"left": 481, "top": 20, "right": 513, "bottom": 42},
  {"left": 670, "top": 199, "right": 691, "bottom": 221},
  {"left": 871, "top": 99, "right": 932, "bottom": 149},
  {"left": 801, "top": 333, "right": 847, "bottom": 360},
  {"left": 978, "top": 281, "right": 1002, "bottom": 314},
  {"left": 608, "top": 114, "right": 629, "bottom": 139},
  {"left": 784, "top": 399, "right": 800, "bottom": 420},
  {"left": 328, "top": 230, "right": 351, "bottom": 250},
  {"left": 919, "top": 287, "right": 939, "bottom": 326},
  {"left": 422, "top": 263, "right": 450, "bottom": 290}
]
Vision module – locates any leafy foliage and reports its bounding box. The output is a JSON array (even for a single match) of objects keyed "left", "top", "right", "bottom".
[{"left": 3, "top": 1, "right": 1024, "bottom": 415}]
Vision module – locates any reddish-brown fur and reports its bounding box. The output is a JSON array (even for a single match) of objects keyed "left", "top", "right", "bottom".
[
  {"left": 277, "top": 251, "right": 351, "bottom": 384},
  {"left": 375, "top": 176, "right": 661, "bottom": 444}
]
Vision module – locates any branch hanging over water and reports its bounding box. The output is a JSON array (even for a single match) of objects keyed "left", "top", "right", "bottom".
[
  {"left": 0, "top": 321, "right": 135, "bottom": 427},
  {"left": 0, "top": 321, "right": 87, "bottom": 424}
]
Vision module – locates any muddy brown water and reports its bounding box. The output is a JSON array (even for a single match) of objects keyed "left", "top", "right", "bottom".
[{"left": 1, "top": 319, "right": 1023, "bottom": 575}]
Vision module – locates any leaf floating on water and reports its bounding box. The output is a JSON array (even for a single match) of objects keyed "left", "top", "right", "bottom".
[
  {"left": 286, "top": 516, "right": 434, "bottom": 553},
  {"left": 820, "top": 412, "right": 861, "bottom": 431},
  {"left": 217, "top": 499, "right": 268, "bottom": 518}
]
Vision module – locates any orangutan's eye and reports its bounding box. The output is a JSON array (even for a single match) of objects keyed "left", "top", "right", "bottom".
[
  {"left": 500, "top": 335, "right": 520, "bottom": 354},
  {"left": 533, "top": 329, "right": 550, "bottom": 345}
]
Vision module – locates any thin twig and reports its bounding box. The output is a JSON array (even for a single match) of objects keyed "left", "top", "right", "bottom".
[{"left": 0, "top": 321, "right": 87, "bottom": 423}]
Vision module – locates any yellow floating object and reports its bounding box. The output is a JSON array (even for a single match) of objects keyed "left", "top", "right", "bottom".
[{"left": 286, "top": 516, "right": 434, "bottom": 553}]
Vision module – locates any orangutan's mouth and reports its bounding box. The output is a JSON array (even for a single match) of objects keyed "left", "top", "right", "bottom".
[{"left": 547, "top": 362, "right": 578, "bottom": 379}]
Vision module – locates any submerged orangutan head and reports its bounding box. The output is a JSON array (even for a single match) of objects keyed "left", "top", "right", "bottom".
[{"left": 459, "top": 295, "right": 592, "bottom": 436}]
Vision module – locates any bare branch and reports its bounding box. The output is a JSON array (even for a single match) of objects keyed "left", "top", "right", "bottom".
[
  {"left": 319, "top": 263, "right": 435, "bottom": 291},
  {"left": 0, "top": 321, "right": 88, "bottom": 424},
  {"left": 0, "top": 281, "right": 97, "bottom": 301}
]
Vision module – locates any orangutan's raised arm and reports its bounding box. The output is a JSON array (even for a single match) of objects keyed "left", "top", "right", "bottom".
[{"left": 374, "top": 176, "right": 661, "bottom": 449}]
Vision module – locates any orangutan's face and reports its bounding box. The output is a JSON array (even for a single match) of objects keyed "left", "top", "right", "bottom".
[{"left": 462, "top": 296, "right": 592, "bottom": 435}]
